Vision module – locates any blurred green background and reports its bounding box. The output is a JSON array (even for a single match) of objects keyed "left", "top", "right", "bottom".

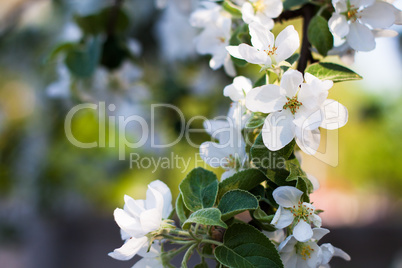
[{"left": 1, "top": 0, "right": 402, "bottom": 267}]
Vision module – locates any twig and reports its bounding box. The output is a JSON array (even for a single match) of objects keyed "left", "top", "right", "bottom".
[{"left": 297, "top": 4, "right": 315, "bottom": 73}]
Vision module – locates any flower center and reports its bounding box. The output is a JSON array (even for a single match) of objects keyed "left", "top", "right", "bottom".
[
  {"left": 346, "top": 6, "right": 360, "bottom": 22},
  {"left": 283, "top": 96, "right": 302, "bottom": 115},
  {"left": 343, "top": 1, "right": 361, "bottom": 22},
  {"left": 253, "top": 0, "right": 266, "bottom": 13},
  {"left": 224, "top": 154, "right": 241, "bottom": 169},
  {"left": 218, "top": 36, "right": 226, "bottom": 43},
  {"left": 291, "top": 201, "right": 314, "bottom": 222},
  {"left": 295, "top": 242, "right": 315, "bottom": 260},
  {"left": 264, "top": 45, "right": 277, "bottom": 56}
]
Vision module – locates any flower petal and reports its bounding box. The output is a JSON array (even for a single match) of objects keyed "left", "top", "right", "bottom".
[
  {"left": 346, "top": 22, "right": 375, "bottom": 51},
  {"left": 245, "top": 85, "right": 285, "bottom": 113},
  {"left": 124, "top": 195, "right": 145, "bottom": 218},
  {"left": 226, "top": 45, "right": 243, "bottom": 59},
  {"left": 145, "top": 183, "right": 165, "bottom": 213},
  {"left": 224, "top": 76, "right": 252, "bottom": 101},
  {"left": 328, "top": 14, "right": 349, "bottom": 38},
  {"left": 148, "top": 180, "right": 172, "bottom": 219},
  {"left": 307, "top": 173, "right": 320, "bottom": 192},
  {"left": 293, "top": 220, "right": 313, "bottom": 242},
  {"left": 274, "top": 25, "right": 300, "bottom": 63},
  {"left": 272, "top": 186, "right": 303, "bottom": 207},
  {"left": 114, "top": 208, "right": 143, "bottom": 237},
  {"left": 320, "top": 99, "right": 348, "bottom": 130},
  {"left": 108, "top": 236, "right": 148, "bottom": 261},
  {"left": 238, "top": 43, "right": 270, "bottom": 65},
  {"left": 295, "top": 127, "right": 321, "bottom": 155},
  {"left": 262, "top": 110, "right": 295, "bottom": 151},
  {"left": 137, "top": 241, "right": 161, "bottom": 258},
  {"left": 360, "top": 2, "right": 395, "bottom": 28},
  {"left": 140, "top": 208, "right": 162, "bottom": 234},
  {"left": 223, "top": 53, "right": 236, "bottom": 77},
  {"left": 199, "top": 141, "right": 233, "bottom": 168},
  {"left": 278, "top": 235, "right": 298, "bottom": 253},
  {"left": 241, "top": 2, "right": 255, "bottom": 24},
  {"left": 312, "top": 227, "right": 330, "bottom": 241},
  {"left": 280, "top": 69, "right": 303, "bottom": 97},
  {"left": 203, "top": 119, "right": 230, "bottom": 142},
  {"left": 249, "top": 22, "right": 274, "bottom": 51},
  {"left": 333, "top": 246, "right": 351, "bottom": 261},
  {"left": 132, "top": 257, "right": 163, "bottom": 268},
  {"left": 271, "top": 206, "right": 295, "bottom": 228},
  {"left": 210, "top": 50, "right": 226, "bottom": 70},
  {"left": 261, "top": 0, "right": 283, "bottom": 18}
]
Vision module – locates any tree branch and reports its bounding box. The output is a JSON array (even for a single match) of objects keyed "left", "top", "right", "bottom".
[{"left": 297, "top": 4, "right": 315, "bottom": 73}]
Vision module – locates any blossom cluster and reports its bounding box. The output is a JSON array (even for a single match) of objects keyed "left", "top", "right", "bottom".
[{"left": 108, "top": 0, "right": 402, "bottom": 267}]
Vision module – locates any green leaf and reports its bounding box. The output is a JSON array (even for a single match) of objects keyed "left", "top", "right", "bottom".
[
  {"left": 251, "top": 207, "right": 276, "bottom": 231},
  {"left": 218, "top": 169, "right": 267, "bottom": 200},
  {"left": 182, "top": 208, "right": 227, "bottom": 230},
  {"left": 65, "top": 37, "right": 102, "bottom": 78},
  {"left": 250, "top": 132, "right": 295, "bottom": 172},
  {"left": 218, "top": 190, "right": 259, "bottom": 221},
  {"left": 253, "top": 74, "right": 267, "bottom": 87},
  {"left": 223, "top": 0, "right": 242, "bottom": 17},
  {"left": 175, "top": 193, "right": 191, "bottom": 225},
  {"left": 305, "top": 62, "right": 363, "bottom": 82},
  {"left": 229, "top": 23, "right": 250, "bottom": 67},
  {"left": 285, "top": 157, "right": 313, "bottom": 202},
  {"left": 308, "top": 16, "right": 333, "bottom": 56},
  {"left": 285, "top": 53, "right": 300, "bottom": 65},
  {"left": 245, "top": 112, "right": 266, "bottom": 129},
  {"left": 229, "top": 23, "right": 250, "bottom": 46},
  {"left": 283, "top": 0, "right": 309, "bottom": 10},
  {"left": 214, "top": 223, "right": 283, "bottom": 268},
  {"left": 179, "top": 167, "right": 219, "bottom": 212},
  {"left": 45, "top": 42, "right": 76, "bottom": 63}
]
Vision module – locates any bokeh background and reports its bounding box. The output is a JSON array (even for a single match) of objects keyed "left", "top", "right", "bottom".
[{"left": 1, "top": 0, "right": 402, "bottom": 267}]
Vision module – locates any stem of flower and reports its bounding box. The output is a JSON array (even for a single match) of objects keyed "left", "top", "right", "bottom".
[
  {"left": 167, "top": 229, "right": 192, "bottom": 237},
  {"left": 181, "top": 243, "right": 197, "bottom": 268},
  {"left": 201, "top": 239, "right": 224, "bottom": 247}
]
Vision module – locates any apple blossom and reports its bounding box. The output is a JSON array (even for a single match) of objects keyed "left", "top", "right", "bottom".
[
  {"left": 271, "top": 186, "right": 322, "bottom": 242},
  {"left": 223, "top": 76, "right": 252, "bottom": 102},
  {"left": 241, "top": 0, "right": 283, "bottom": 28},
  {"left": 191, "top": 2, "right": 236, "bottom": 76},
  {"left": 226, "top": 22, "right": 299, "bottom": 68},
  {"left": 109, "top": 180, "right": 173, "bottom": 261},
  {"left": 246, "top": 69, "right": 348, "bottom": 154},
  {"left": 278, "top": 228, "right": 350, "bottom": 268},
  {"left": 328, "top": 0, "right": 396, "bottom": 51}
]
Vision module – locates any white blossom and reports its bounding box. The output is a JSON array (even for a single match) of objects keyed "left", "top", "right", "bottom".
[
  {"left": 278, "top": 228, "right": 350, "bottom": 268},
  {"left": 245, "top": 69, "right": 348, "bottom": 154},
  {"left": 223, "top": 76, "right": 252, "bottom": 102},
  {"left": 328, "top": 0, "right": 396, "bottom": 51},
  {"left": 109, "top": 180, "right": 173, "bottom": 261},
  {"left": 191, "top": 2, "right": 236, "bottom": 76},
  {"left": 271, "top": 186, "right": 322, "bottom": 242},
  {"left": 241, "top": 0, "right": 283, "bottom": 28},
  {"left": 200, "top": 103, "right": 248, "bottom": 180},
  {"left": 227, "top": 22, "right": 299, "bottom": 68}
]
